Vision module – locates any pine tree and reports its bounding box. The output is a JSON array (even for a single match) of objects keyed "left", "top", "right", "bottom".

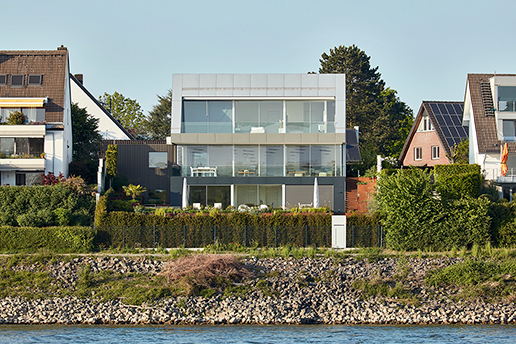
[{"left": 145, "top": 90, "right": 172, "bottom": 140}]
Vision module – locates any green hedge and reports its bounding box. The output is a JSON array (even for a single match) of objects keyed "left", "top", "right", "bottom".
[
  {"left": 0, "top": 226, "right": 95, "bottom": 252},
  {"left": 377, "top": 168, "right": 491, "bottom": 251},
  {"left": 435, "top": 164, "right": 482, "bottom": 199},
  {"left": 0, "top": 185, "right": 95, "bottom": 227},
  {"left": 94, "top": 206, "right": 381, "bottom": 248}
]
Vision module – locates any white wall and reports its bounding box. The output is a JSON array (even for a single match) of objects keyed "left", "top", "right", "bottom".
[{"left": 70, "top": 78, "right": 132, "bottom": 140}]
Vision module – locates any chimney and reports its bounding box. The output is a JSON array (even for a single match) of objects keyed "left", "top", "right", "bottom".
[
  {"left": 74, "top": 74, "right": 84, "bottom": 85},
  {"left": 57, "top": 45, "right": 67, "bottom": 50}
]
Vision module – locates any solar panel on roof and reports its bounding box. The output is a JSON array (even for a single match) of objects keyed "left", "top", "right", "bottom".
[
  {"left": 346, "top": 129, "right": 358, "bottom": 145},
  {"left": 453, "top": 103, "right": 463, "bottom": 114},
  {"left": 445, "top": 103, "right": 456, "bottom": 114},
  {"left": 441, "top": 127, "right": 451, "bottom": 138},
  {"left": 451, "top": 116, "right": 462, "bottom": 126},
  {"left": 448, "top": 126, "right": 459, "bottom": 138},
  {"left": 430, "top": 103, "right": 440, "bottom": 115},
  {"left": 438, "top": 103, "right": 448, "bottom": 114},
  {"left": 436, "top": 115, "right": 446, "bottom": 127},
  {"left": 346, "top": 146, "right": 361, "bottom": 162},
  {"left": 444, "top": 115, "right": 454, "bottom": 126}
]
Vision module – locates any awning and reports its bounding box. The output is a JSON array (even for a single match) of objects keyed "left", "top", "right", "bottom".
[{"left": 0, "top": 97, "right": 48, "bottom": 108}]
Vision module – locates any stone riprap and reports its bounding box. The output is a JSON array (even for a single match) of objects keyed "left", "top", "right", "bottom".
[{"left": 0, "top": 256, "right": 515, "bottom": 325}]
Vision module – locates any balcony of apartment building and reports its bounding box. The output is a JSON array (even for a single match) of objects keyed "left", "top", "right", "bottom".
[
  {"left": 177, "top": 144, "right": 343, "bottom": 178},
  {"left": 0, "top": 137, "right": 45, "bottom": 171}
]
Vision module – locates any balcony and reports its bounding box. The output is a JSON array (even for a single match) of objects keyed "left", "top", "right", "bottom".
[{"left": 0, "top": 158, "right": 45, "bottom": 171}]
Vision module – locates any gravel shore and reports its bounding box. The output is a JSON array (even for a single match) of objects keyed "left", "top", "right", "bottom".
[{"left": 0, "top": 255, "right": 515, "bottom": 325}]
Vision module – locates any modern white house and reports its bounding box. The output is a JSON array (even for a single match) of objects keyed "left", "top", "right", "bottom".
[
  {"left": 70, "top": 74, "right": 133, "bottom": 140},
  {"left": 168, "top": 74, "right": 348, "bottom": 212},
  {"left": 0, "top": 47, "right": 73, "bottom": 185},
  {"left": 463, "top": 73, "right": 516, "bottom": 198}
]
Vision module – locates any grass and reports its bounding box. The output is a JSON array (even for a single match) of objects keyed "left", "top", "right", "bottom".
[
  {"left": 425, "top": 257, "right": 516, "bottom": 302},
  {"left": 351, "top": 274, "right": 419, "bottom": 305}
]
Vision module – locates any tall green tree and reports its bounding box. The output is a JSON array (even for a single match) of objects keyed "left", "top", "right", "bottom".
[
  {"left": 144, "top": 90, "right": 172, "bottom": 140},
  {"left": 99, "top": 92, "right": 146, "bottom": 137},
  {"left": 69, "top": 103, "right": 102, "bottom": 184},
  {"left": 318, "top": 45, "right": 413, "bottom": 163},
  {"left": 71, "top": 103, "right": 102, "bottom": 161}
]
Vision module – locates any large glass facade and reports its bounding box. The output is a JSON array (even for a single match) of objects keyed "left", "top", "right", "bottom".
[
  {"left": 178, "top": 144, "right": 342, "bottom": 177},
  {"left": 499, "top": 86, "right": 516, "bottom": 112},
  {"left": 189, "top": 185, "right": 231, "bottom": 209},
  {"left": 182, "top": 100, "right": 232, "bottom": 133},
  {"left": 235, "top": 185, "right": 281, "bottom": 207},
  {"left": 235, "top": 101, "right": 283, "bottom": 133},
  {"left": 0, "top": 138, "right": 43, "bottom": 157},
  {"left": 182, "top": 100, "right": 335, "bottom": 134}
]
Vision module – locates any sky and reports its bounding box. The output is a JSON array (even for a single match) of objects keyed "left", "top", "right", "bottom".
[{"left": 2, "top": 0, "right": 515, "bottom": 117}]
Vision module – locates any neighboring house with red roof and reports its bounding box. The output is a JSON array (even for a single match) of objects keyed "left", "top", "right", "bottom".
[
  {"left": 400, "top": 101, "right": 467, "bottom": 167},
  {"left": 463, "top": 73, "right": 516, "bottom": 198},
  {"left": 0, "top": 47, "right": 73, "bottom": 185}
]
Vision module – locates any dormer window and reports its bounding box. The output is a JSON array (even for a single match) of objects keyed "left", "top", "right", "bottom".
[
  {"left": 417, "top": 115, "right": 433, "bottom": 132},
  {"left": 10, "top": 75, "right": 24, "bottom": 87},
  {"left": 28, "top": 75, "right": 42, "bottom": 86},
  {"left": 498, "top": 86, "right": 516, "bottom": 112},
  {"left": 0, "top": 75, "right": 6, "bottom": 86}
]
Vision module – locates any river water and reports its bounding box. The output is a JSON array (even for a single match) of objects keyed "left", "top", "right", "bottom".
[{"left": 0, "top": 324, "right": 515, "bottom": 343}]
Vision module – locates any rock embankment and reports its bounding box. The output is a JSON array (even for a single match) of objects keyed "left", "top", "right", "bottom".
[{"left": 0, "top": 255, "right": 515, "bottom": 325}]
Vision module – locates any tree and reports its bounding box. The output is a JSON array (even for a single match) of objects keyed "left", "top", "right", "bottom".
[
  {"left": 71, "top": 103, "right": 102, "bottom": 162},
  {"left": 99, "top": 92, "right": 147, "bottom": 137},
  {"left": 144, "top": 90, "right": 172, "bottom": 140},
  {"left": 318, "top": 45, "right": 413, "bottom": 163},
  {"left": 446, "top": 139, "right": 469, "bottom": 164},
  {"left": 122, "top": 184, "right": 147, "bottom": 201}
]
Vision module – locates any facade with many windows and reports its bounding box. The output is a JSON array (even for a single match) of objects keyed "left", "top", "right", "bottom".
[
  {"left": 0, "top": 48, "right": 73, "bottom": 185},
  {"left": 168, "top": 74, "right": 347, "bottom": 212}
]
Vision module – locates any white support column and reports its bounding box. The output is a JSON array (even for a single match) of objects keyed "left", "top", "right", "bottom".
[
  {"left": 282, "top": 184, "right": 286, "bottom": 209},
  {"left": 230, "top": 184, "right": 235, "bottom": 207}
]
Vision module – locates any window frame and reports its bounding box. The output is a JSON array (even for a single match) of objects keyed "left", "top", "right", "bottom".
[
  {"left": 27, "top": 74, "right": 43, "bottom": 86},
  {"left": 414, "top": 147, "right": 422, "bottom": 161},
  {"left": 431, "top": 145, "right": 440, "bottom": 160},
  {"left": 10, "top": 75, "right": 24, "bottom": 87},
  {"left": 0, "top": 75, "right": 7, "bottom": 86}
]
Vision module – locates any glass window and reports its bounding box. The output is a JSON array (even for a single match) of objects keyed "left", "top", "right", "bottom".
[
  {"left": 184, "top": 146, "right": 207, "bottom": 176},
  {"left": 234, "top": 146, "right": 258, "bottom": 176},
  {"left": 207, "top": 186, "right": 230, "bottom": 209},
  {"left": 286, "top": 145, "right": 309, "bottom": 176},
  {"left": 432, "top": 146, "right": 440, "bottom": 159},
  {"left": 207, "top": 101, "right": 232, "bottom": 133},
  {"left": 286, "top": 101, "right": 309, "bottom": 133},
  {"left": 235, "top": 101, "right": 259, "bottom": 133},
  {"left": 415, "top": 147, "right": 422, "bottom": 161},
  {"left": 182, "top": 101, "right": 207, "bottom": 133},
  {"left": 0, "top": 75, "right": 6, "bottom": 85},
  {"left": 208, "top": 145, "right": 232, "bottom": 177},
  {"left": 503, "top": 120, "right": 516, "bottom": 138},
  {"left": 28, "top": 75, "right": 42, "bottom": 86},
  {"left": 190, "top": 186, "right": 207, "bottom": 206},
  {"left": 15, "top": 138, "right": 29, "bottom": 156},
  {"left": 29, "top": 138, "right": 44, "bottom": 156},
  {"left": 11, "top": 75, "right": 23, "bottom": 87},
  {"left": 0, "top": 138, "right": 14, "bottom": 156},
  {"left": 259, "top": 185, "right": 282, "bottom": 208},
  {"left": 260, "top": 101, "right": 283, "bottom": 133},
  {"left": 499, "top": 86, "right": 516, "bottom": 112},
  {"left": 22, "top": 108, "right": 45, "bottom": 123},
  {"left": 311, "top": 145, "right": 336, "bottom": 176},
  {"left": 235, "top": 185, "right": 258, "bottom": 206},
  {"left": 259, "top": 145, "right": 284, "bottom": 176},
  {"left": 0, "top": 108, "right": 17, "bottom": 123},
  {"left": 149, "top": 152, "right": 168, "bottom": 168}
]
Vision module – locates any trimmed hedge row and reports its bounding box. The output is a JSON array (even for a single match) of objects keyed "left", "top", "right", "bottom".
[
  {"left": 0, "top": 226, "right": 95, "bottom": 252},
  {"left": 95, "top": 192, "right": 381, "bottom": 248},
  {"left": 0, "top": 185, "right": 95, "bottom": 227}
]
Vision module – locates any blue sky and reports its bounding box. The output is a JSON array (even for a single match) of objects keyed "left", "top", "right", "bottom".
[{"left": 2, "top": 0, "right": 515, "bottom": 117}]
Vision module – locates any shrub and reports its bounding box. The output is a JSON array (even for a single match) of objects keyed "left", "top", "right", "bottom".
[
  {"left": 434, "top": 164, "right": 482, "bottom": 199},
  {"left": 0, "top": 226, "right": 95, "bottom": 252},
  {"left": 6, "top": 110, "right": 26, "bottom": 125},
  {"left": 54, "top": 208, "right": 71, "bottom": 226}
]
